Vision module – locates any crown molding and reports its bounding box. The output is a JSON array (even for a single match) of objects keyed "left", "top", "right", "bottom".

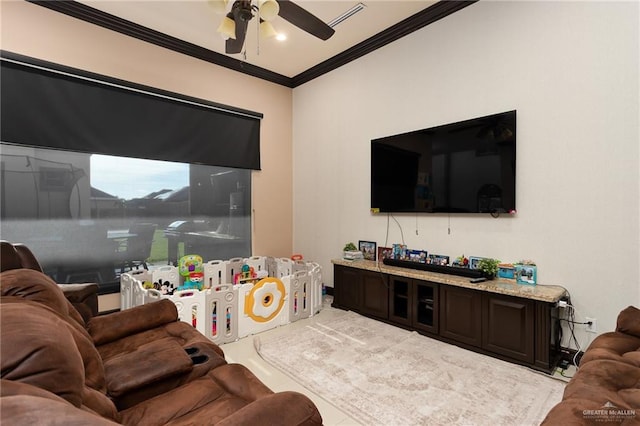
[
  {"left": 292, "top": 1, "right": 477, "bottom": 86},
  {"left": 28, "top": 0, "right": 478, "bottom": 89}
]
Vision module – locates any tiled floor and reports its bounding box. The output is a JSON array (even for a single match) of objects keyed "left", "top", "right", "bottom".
[
  {"left": 220, "top": 301, "right": 361, "bottom": 425},
  {"left": 220, "top": 298, "right": 573, "bottom": 426}
]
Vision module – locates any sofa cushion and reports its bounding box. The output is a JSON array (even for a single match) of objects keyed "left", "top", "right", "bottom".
[
  {"left": 104, "top": 338, "right": 194, "bottom": 398},
  {"left": 0, "top": 302, "right": 85, "bottom": 407},
  {"left": 118, "top": 364, "right": 275, "bottom": 425},
  {"left": 0, "top": 381, "right": 119, "bottom": 426}
]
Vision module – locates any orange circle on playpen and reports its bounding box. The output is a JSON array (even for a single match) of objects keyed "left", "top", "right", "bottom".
[{"left": 245, "top": 277, "right": 286, "bottom": 323}]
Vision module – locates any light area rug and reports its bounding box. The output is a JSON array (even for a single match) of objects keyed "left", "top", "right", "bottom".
[{"left": 255, "top": 310, "right": 565, "bottom": 426}]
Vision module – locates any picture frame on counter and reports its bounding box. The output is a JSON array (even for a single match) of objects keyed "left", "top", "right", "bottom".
[
  {"left": 359, "top": 240, "right": 377, "bottom": 261},
  {"left": 377, "top": 246, "right": 393, "bottom": 262},
  {"left": 516, "top": 264, "right": 537, "bottom": 285}
]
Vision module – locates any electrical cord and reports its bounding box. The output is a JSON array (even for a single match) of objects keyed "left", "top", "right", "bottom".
[
  {"left": 558, "top": 299, "right": 594, "bottom": 371},
  {"left": 389, "top": 214, "right": 405, "bottom": 245}
]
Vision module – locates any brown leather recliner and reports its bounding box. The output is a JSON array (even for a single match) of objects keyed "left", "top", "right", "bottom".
[
  {"left": 0, "top": 268, "right": 323, "bottom": 425},
  {"left": 0, "top": 240, "right": 99, "bottom": 320}
]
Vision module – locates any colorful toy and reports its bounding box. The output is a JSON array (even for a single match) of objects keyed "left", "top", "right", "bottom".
[
  {"left": 177, "top": 254, "right": 204, "bottom": 291},
  {"left": 176, "top": 271, "right": 204, "bottom": 291},
  {"left": 151, "top": 279, "right": 175, "bottom": 295},
  {"left": 179, "top": 254, "right": 203, "bottom": 277},
  {"left": 234, "top": 264, "right": 257, "bottom": 284},
  {"left": 453, "top": 254, "right": 469, "bottom": 267}
]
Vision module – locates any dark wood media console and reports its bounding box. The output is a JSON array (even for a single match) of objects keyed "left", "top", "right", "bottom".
[{"left": 332, "top": 259, "right": 566, "bottom": 373}]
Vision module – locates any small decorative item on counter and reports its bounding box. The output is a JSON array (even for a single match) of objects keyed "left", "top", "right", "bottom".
[
  {"left": 453, "top": 254, "right": 469, "bottom": 268},
  {"left": 478, "top": 258, "right": 500, "bottom": 280},
  {"left": 343, "top": 242, "right": 363, "bottom": 260},
  {"left": 497, "top": 263, "right": 515, "bottom": 279},
  {"left": 515, "top": 260, "right": 537, "bottom": 285},
  {"left": 392, "top": 244, "right": 408, "bottom": 260}
]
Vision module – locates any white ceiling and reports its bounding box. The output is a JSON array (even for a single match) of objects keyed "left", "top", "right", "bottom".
[{"left": 76, "top": 1, "right": 436, "bottom": 78}]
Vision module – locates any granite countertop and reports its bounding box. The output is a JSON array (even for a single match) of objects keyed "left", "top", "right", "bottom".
[{"left": 332, "top": 259, "right": 566, "bottom": 303}]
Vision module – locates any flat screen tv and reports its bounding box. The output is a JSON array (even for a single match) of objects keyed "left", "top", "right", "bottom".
[{"left": 371, "top": 110, "right": 516, "bottom": 214}]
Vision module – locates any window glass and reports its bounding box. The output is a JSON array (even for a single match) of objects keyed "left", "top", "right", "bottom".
[{"left": 0, "top": 143, "right": 251, "bottom": 290}]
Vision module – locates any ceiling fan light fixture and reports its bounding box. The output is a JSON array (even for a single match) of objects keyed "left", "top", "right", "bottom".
[
  {"left": 258, "top": 0, "right": 280, "bottom": 21},
  {"left": 259, "top": 20, "right": 278, "bottom": 39},
  {"left": 217, "top": 13, "right": 236, "bottom": 39},
  {"left": 207, "top": 0, "right": 228, "bottom": 14}
]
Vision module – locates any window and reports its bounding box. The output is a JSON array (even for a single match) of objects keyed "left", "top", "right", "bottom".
[{"left": 1, "top": 143, "right": 251, "bottom": 292}]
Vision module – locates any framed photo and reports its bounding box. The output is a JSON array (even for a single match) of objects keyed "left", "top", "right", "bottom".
[
  {"left": 377, "top": 246, "right": 393, "bottom": 262},
  {"left": 468, "top": 256, "right": 486, "bottom": 270},
  {"left": 392, "top": 244, "right": 407, "bottom": 260},
  {"left": 428, "top": 254, "right": 450, "bottom": 266},
  {"left": 359, "top": 240, "right": 377, "bottom": 261},
  {"left": 516, "top": 265, "right": 537, "bottom": 285},
  {"left": 409, "top": 249, "right": 428, "bottom": 263}
]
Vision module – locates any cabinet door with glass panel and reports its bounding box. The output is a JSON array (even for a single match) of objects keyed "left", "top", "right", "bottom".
[{"left": 389, "top": 277, "right": 438, "bottom": 334}]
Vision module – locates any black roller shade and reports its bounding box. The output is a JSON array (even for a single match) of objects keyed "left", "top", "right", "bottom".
[{"left": 1, "top": 52, "right": 262, "bottom": 170}]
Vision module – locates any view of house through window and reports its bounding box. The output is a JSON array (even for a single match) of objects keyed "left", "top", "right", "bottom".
[{"left": 0, "top": 143, "right": 252, "bottom": 290}]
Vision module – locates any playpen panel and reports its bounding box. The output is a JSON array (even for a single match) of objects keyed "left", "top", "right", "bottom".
[
  {"left": 205, "top": 284, "right": 238, "bottom": 345},
  {"left": 226, "top": 258, "right": 244, "bottom": 283},
  {"left": 131, "top": 279, "right": 147, "bottom": 308},
  {"left": 292, "top": 260, "right": 308, "bottom": 273},
  {"left": 170, "top": 289, "right": 208, "bottom": 330},
  {"left": 120, "top": 273, "right": 132, "bottom": 310},
  {"left": 289, "top": 271, "right": 311, "bottom": 322},
  {"left": 275, "top": 258, "right": 293, "bottom": 278},
  {"left": 244, "top": 256, "right": 266, "bottom": 274},
  {"left": 309, "top": 263, "right": 323, "bottom": 316},
  {"left": 152, "top": 265, "right": 180, "bottom": 293},
  {"left": 237, "top": 276, "right": 290, "bottom": 338},
  {"left": 203, "top": 260, "right": 226, "bottom": 289},
  {"left": 266, "top": 257, "right": 278, "bottom": 278}
]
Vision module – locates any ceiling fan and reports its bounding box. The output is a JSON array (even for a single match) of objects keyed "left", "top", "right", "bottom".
[{"left": 209, "top": 0, "right": 335, "bottom": 54}]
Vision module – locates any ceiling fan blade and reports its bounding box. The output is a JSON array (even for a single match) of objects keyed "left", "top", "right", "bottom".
[
  {"left": 225, "top": 16, "right": 249, "bottom": 54},
  {"left": 277, "top": 0, "right": 335, "bottom": 41}
]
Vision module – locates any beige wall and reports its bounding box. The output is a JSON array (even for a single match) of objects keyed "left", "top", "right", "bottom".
[
  {"left": 1, "top": 0, "right": 294, "bottom": 260},
  {"left": 293, "top": 1, "right": 639, "bottom": 346}
]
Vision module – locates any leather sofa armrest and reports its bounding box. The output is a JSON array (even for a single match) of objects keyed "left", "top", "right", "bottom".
[
  {"left": 216, "top": 391, "right": 323, "bottom": 426},
  {"left": 616, "top": 306, "right": 640, "bottom": 337},
  {"left": 59, "top": 283, "right": 99, "bottom": 322},
  {"left": 89, "top": 299, "right": 178, "bottom": 345},
  {"left": 104, "top": 339, "right": 193, "bottom": 398}
]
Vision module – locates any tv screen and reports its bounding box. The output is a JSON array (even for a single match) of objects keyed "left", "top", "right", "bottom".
[{"left": 371, "top": 110, "right": 516, "bottom": 214}]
